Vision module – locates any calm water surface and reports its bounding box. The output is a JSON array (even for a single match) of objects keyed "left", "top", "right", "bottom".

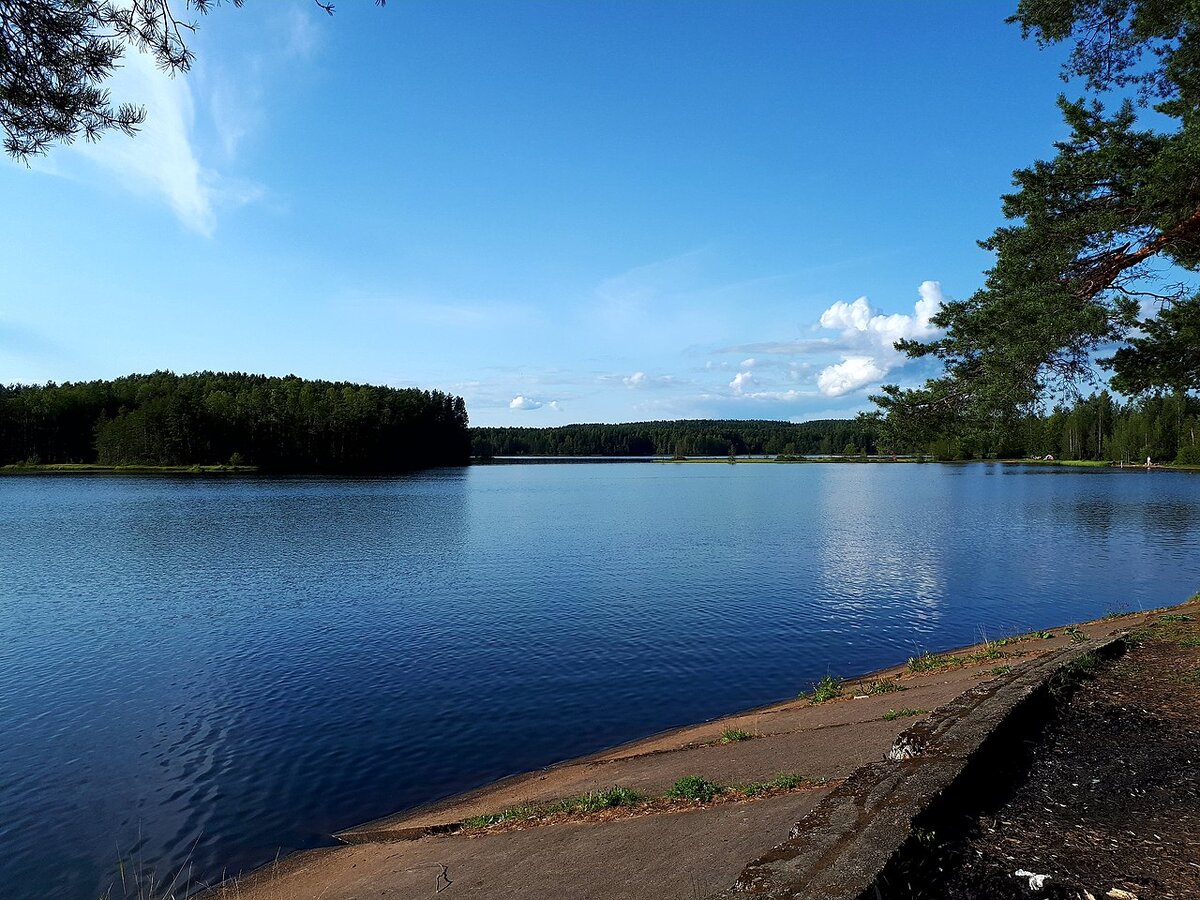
[{"left": 1, "top": 463, "right": 1197, "bottom": 898}]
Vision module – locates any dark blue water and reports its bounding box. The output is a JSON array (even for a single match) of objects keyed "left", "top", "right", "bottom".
[{"left": 1, "top": 463, "right": 1197, "bottom": 898}]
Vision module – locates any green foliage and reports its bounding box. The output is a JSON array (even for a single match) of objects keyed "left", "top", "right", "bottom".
[
  {"left": 737, "top": 774, "right": 806, "bottom": 797},
  {"left": 719, "top": 728, "right": 753, "bottom": 744},
  {"left": 866, "top": 678, "right": 906, "bottom": 695},
  {"left": 470, "top": 419, "right": 877, "bottom": 458},
  {"left": 667, "top": 776, "right": 722, "bottom": 803},
  {"left": 807, "top": 675, "right": 843, "bottom": 703},
  {"left": 906, "top": 651, "right": 945, "bottom": 673},
  {"left": 572, "top": 786, "right": 646, "bottom": 813},
  {"left": 875, "top": 3, "right": 1200, "bottom": 439},
  {"left": 2, "top": 1, "right": 385, "bottom": 160},
  {"left": 1065, "top": 626, "right": 1087, "bottom": 644},
  {"left": 1177, "top": 445, "right": 1200, "bottom": 465},
  {"left": 0, "top": 371, "right": 469, "bottom": 472},
  {"left": 986, "top": 665, "right": 1013, "bottom": 676},
  {"left": 882, "top": 708, "right": 928, "bottom": 721},
  {"left": 1160, "top": 613, "right": 1192, "bottom": 622},
  {"left": 462, "top": 786, "right": 646, "bottom": 829}
]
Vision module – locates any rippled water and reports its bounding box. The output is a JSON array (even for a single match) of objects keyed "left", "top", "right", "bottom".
[{"left": 1, "top": 463, "right": 1197, "bottom": 898}]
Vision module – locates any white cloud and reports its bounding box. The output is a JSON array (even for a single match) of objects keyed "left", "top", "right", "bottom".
[
  {"left": 814, "top": 280, "right": 944, "bottom": 397},
  {"left": 509, "top": 395, "right": 543, "bottom": 410},
  {"left": 624, "top": 371, "right": 647, "bottom": 387},
  {"left": 740, "top": 357, "right": 757, "bottom": 368},
  {"left": 729, "top": 370, "right": 756, "bottom": 393},
  {"left": 64, "top": 48, "right": 263, "bottom": 235},
  {"left": 548, "top": 400, "right": 563, "bottom": 411},
  {"left": 816, "top": 356, "right": 888, "bottom": 397}
]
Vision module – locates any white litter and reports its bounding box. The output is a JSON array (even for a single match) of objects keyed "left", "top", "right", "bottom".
[{"left": 1014, "top": 869, "right": 1050, "bottom": 890}]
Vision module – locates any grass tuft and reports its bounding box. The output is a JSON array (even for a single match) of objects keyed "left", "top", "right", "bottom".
[
  {"left": 986, "top": 664, "right": 1013, "bottom": 676},
  {"left": 462, "top": 785, "right": 646, "bottom": 829},
  {"left": 866, "top": 678, "right": 906, "bottom": 695},
  {"left": 1065, "top": 626, "right": 1086, "bottom": 643},
  {"left": 808, "top": 675, "right": 843, "bottom": 703},
  {"left": 906, "top": 651, "right": 945, "bottom": 672},
  {"left": 720, "top": 728, "right": 753, "bottom": 744},
  {"left": 1103, "top": 609, "right": 1135, "bottom": 620},
  {"left": 668, "top": 775, "right": 722, "bottom": 803},
  {"left": 883, "top": 707, "right": 928, "bottom": 721},
  {"left": 737, "top": 773, "right": 806, "bottom": 797},
  {"left": 1159, "top": 613, "right": 1192, "bottom": 623}
]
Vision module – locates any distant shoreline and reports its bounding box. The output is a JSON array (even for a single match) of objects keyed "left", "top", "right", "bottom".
[
  {"left": 3, "top": 458, "right": 1196, "bottom": 475},
  {"left": 0, "top": 463, "right": 260, "bottom": 476}
]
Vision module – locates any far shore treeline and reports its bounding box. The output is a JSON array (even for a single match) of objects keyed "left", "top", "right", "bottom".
[
  {"left": 474, "top": 392, "right": 1198, "bottom": 464},
  {"left": 0, "top": 372, "right": 470, "bottom": 471},
  {"left": 471, "top": 419, "right": 876, "bottom": 458}
]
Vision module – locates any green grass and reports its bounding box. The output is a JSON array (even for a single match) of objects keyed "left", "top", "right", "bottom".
[
  {"left": 720, "top": 728, "right": 753, "bottom": 744},
  {"left": 1016, "top": 458, "right": 1110, "bottom": 468},
  {"left": 1027, "top": 630, "right": 1055, "bottom": 640},
  {"left": 807, "top": 675, "right": 843, "bottom": 703},
  {"left": 667, "top": 775, "right": 722, "bottom": 803},
  {"left": 1065, "top": 626, "right": 1086, "bottom": 644},
  {"left": 866, "top": 678, "right": 906, "bottom": 694},
  {"left": 1159, "top": 613, "right": 1192, "bottom": 622},
  {"left": 908, "top": 643, "right": 1013, "bottom": 673},
  {"left": 883, "top": 707, "right": 928, "bottom": 721},
  {"left": 1064, "top": 651, "right": 1102, "bottom": 680},
  {"left": 968, "top": 644, "right": 1009, "bottom": 662},
  {"left": 986, "top": 664, "right": 1013, "bottom": 676},
  {"left": 1176, "top": 636, "right": 1200, "bottom": 648},
  {"left": 1103, "top": 609, "right": 1136, "bottom": 620},
  {"left": 906, "top": 651, "right": 947, "bottom": 672},
  {"left": 736, "top": 774, "right": 807, "bottom": 797},
  {"left": 462, "top": 786, "right": 647, "bottom": 829}
]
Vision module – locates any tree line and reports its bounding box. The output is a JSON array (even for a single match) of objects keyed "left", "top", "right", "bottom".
[
  {"left": 0, "top": 372, "right": 470, "bottom": 471},
  {"left": 869, "top": 391, "right": 1199, "bottom": 465},
  {"left": 470, "top": 419, "right": 879, "bottom": 458}
]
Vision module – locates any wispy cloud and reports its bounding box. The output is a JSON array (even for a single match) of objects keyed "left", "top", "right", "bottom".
[{"left": 73, "top": 50, "right": 219, "bottom": 233}]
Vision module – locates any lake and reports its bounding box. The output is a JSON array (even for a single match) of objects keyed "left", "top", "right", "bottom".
[{"left": 1, "top": 462, "right": 1197, "bottom": 899}]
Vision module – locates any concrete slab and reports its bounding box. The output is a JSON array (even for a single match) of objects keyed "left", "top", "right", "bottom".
[{"left": 216, "top": 789, "right": 832, "bottom": 900}]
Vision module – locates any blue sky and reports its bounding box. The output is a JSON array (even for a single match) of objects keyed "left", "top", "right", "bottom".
[{"left": 1, "top": 1, "right": 1073, "bottom": 426}]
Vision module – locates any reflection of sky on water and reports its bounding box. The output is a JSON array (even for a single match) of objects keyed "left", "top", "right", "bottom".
[{"left": 813, "top": 465, "right": 945, "bottom": 626}]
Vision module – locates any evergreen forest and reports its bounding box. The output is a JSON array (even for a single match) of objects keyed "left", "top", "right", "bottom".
[
  {"left": 0, "top": 372, "right": 470, "bottom": 471},
  {"left": 470, "top": 419, "right": 876, "bottom": 458},
  {"left": 472, "top": 392, "right": 1199, "bottom": 465}
]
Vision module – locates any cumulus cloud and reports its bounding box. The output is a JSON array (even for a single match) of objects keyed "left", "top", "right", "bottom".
[
  {"left": 729, "top": 370, "right": 756, "bottom": 393},
  {"left": 509, "top": 395, "right": 543, "bottom": 410},
  {"left": 740, "top": 357, "right": 757, "bottom": 368},
  {"left": 814, "top": 281, "right": 944, "bottom": 397},
  {"left": 816, "top": 356, "right": 887, "bottom": 397},
  {"left": 625, "top": 371, "right": 647, "bottom": 387}
]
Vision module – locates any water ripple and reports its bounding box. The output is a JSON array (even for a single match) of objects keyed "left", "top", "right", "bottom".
[{"left": 0, "top": 464, "right": 1197, "bottom": 898}]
